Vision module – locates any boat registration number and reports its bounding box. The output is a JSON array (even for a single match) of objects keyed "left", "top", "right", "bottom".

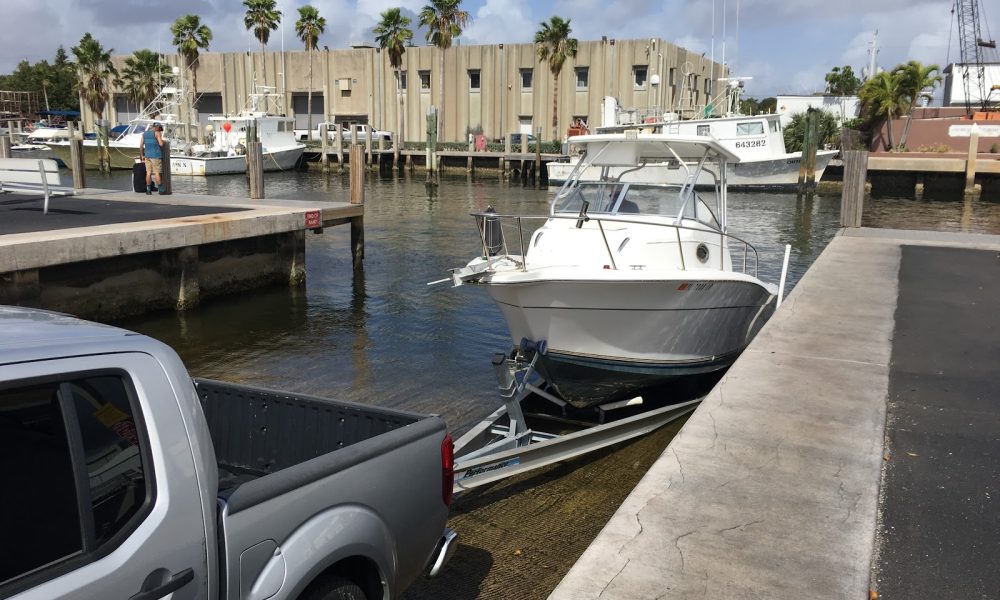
[
  {"left": 678, "top": 282, "right": 714, "bottom": 291},
  {"left": 734, "top": 139, "right": 766, "bottom": 149}
]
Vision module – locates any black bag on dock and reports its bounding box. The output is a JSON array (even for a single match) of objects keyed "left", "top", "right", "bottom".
[{"left": 132, "top": 161, "right": 147, "bottom": 193}]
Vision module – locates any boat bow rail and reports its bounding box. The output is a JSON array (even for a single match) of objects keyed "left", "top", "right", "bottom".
[{"left": 461, "top": 210, "right": 761, "bottom": 280}]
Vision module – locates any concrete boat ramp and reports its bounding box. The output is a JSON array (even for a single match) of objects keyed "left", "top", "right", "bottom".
[
  {"left": 551, "top": 228, "right": 1000, "bottom": 599},
  {"left": 0, "top": 188, "right": 361, "bottom": 320}
]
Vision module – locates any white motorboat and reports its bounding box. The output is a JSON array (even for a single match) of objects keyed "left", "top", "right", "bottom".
[
  {"left": 548, "top": 80, "right": 837, "bottom": 189},
  {"left": 172, "top": 86, "right": 305, "bottom": 176},
  {"left": 453, "top": 133, "right": 777, "bottom": 408}
]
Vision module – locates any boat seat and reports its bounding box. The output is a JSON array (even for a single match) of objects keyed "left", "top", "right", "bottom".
[
  {"left": 0, "top": 157, "right": 74, "bottom": 215},
  {"left": 618, "top": 199, "right": 640, "bottom": 214}
]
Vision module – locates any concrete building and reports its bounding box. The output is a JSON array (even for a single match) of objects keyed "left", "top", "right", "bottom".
[
  {"left": 89, "top": 38, "right": 725, "bottom": 144},
  {"left": 942, "top": 62, "right": 1000, "bottom": 108},
  {"left": 775, "top": 94, "right": 860, "bottom": 126}
]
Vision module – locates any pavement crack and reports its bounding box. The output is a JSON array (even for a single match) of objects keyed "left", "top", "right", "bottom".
[
  {"left": 718, "top": 519, "right": 763, "bottom": 534},
  {"left": 673, "top": 529, "right": 700, "bottom": 572},
  {"left": 598, "top": 558, "right": 630, "bottom": 598}
]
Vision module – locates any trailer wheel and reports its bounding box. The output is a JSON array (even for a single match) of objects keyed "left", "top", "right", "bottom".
[{"left": 305, "top": 576, "right": 367, "bottom": 600}]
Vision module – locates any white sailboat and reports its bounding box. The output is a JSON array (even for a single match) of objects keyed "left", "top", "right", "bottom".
[{"left": 453, "top": 133, "right": 777, "bottom": 408}]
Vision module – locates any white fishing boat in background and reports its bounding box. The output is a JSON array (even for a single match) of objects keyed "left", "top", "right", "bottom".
[
  {"left": 548, "top": 79, "right": 838, "bottom": 189},
  {"left": 453, "top": 133, "right": 777, "bottom": 408},
  {"left": 172, "top": 87, "right": 305, "bottom": 176}
]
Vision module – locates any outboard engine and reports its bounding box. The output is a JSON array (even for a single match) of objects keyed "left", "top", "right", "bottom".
[{"left": 478, "top": 205, "right": 505, "bottom": 257}]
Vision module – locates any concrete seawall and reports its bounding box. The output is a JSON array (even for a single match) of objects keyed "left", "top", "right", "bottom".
[
  {"left": 550, "top": 228, "right": 1000, "bottom": 598},
  {"left": 0, "top": 189, "right": 361, "bottom": 320}
]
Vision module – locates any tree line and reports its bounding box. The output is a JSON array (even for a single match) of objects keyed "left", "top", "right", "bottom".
[{"left": 0, "top": 0, "right": 580, "bottom": 146}]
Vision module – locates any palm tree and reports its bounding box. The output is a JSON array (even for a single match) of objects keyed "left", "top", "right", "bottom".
[
  {"left": 171, "top": 15, "right": 212, "bottom": 94},
  {"left": 374, "top": 8, "right": 412, "bottom": 162},
  {"left": 419, "top": 0, "right": 470, "bottom": 141},
  {"left": 535, "top": 16, "right": 577, "bottom": 141},
  {"left": 243, "top": 0, "right": 282, "bottom": 87},
  {"left": 894, "top": 61, "right": 941, "bottom": 150},
  {"left": 858, "top": 71, "right": 906, "bottom": 151},
  {"left": 115, "top": 49, "right": 171, "bottom": 112},
  {"left": 72, "top": 32, "right": 116, "bottom": 122},
  {"left": 295, "top": 5, "right": 326, "bottom": 137}
]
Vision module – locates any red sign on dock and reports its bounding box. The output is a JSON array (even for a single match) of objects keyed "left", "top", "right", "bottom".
[{"left": 305, "top": 210, "right": 322, "bottom": 229}]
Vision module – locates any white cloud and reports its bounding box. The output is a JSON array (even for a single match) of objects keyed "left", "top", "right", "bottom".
[{"left": 463, "top": 0, "right": 534, "bottom": 45}]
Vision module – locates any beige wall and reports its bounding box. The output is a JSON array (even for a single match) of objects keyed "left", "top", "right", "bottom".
[{"left": 95, "top": 38, "right": 725, "bottom": 143}]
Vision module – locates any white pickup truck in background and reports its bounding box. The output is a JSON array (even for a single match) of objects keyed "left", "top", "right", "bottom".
[
  {"left": 294, "top": 123, "right": 392, "bottom": 143},
  {"left": 1, "top": 306, "right": 456, "bottom": 600}
]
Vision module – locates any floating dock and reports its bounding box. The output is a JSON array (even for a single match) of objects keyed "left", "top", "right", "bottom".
[
  {"left": 549, "top": 227, "right": 1000, "bottom": 599},
  {"left": 0, "top": 188, "right": 361, "bottom": 320}
]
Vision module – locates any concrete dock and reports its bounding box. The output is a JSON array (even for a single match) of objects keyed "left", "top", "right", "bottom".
[
  {"left": 549, "top": 228, "right": 1000, "bottom": 599},
  {"left": 0, "top": 188, "right": 361, "bottom": 319}
]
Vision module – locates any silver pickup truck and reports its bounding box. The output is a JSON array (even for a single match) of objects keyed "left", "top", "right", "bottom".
[{"left": 0, "top": 306, "right": 456, "bottom": 600}]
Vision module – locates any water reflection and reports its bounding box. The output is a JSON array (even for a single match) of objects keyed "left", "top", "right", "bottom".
[{"left": 102, "top": 168, "right": 996, "bottom": 433}]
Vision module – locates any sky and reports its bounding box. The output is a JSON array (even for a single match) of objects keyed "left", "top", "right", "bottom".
[{"left": 1, "top": 0, "right": 995, "bottom": 99}]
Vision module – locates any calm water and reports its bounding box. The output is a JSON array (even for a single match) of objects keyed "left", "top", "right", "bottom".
[{"left": 95, "top": 168, "right": 996, "bottom": 433}]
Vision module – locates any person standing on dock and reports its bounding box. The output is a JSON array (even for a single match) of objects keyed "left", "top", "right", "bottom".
[{"left": 140, "top": 123, "right": 166, "bottom": 195}]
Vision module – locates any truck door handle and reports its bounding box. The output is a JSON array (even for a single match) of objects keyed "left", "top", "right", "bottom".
[{"left": 129, "top": 568, "right": 194, "bottom": 600}]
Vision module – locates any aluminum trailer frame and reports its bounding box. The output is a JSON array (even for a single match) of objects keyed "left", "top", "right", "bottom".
[{"left": 453, "top": 341, "right": 700, "bottom": 493}]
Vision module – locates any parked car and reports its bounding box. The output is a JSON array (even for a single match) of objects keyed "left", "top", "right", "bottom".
[{"left": 0, "top": 306, "right": 456, "bottom": 600}]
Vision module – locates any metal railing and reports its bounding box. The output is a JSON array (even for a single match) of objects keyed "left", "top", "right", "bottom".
[{"left": 471, "top": 211, "right": 760, "bottom": 277}]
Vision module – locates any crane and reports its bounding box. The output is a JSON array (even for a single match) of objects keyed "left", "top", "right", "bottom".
[{"left": 954, "top": 0, "right": 998, "bottom": 113}]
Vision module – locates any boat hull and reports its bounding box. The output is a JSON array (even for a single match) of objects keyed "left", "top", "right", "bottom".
[
  {"left": 170, "top": 147, "right": 304, "bottom": 176},
  {"left": 48, "top": 142, "right": 305, "bottom": 176},
  {"left": 547, "top": 150, "right": 838, "bottom": 189},
  {"left": 485, "top": 275, "right": 775, "bottom": 407}
]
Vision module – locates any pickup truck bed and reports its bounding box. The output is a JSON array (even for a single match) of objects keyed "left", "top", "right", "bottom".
[{"left": 196, "top": 379, "right": 423, "bottom": 494}]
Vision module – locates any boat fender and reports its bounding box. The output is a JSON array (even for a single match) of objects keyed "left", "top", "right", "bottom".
[{"left": 478, "top": 205, "right": 505, "bottom": 257}]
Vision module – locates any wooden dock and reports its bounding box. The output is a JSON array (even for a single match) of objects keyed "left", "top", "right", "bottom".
[{"left": 0, "top": 188, "right": 362, "bottom": 320}]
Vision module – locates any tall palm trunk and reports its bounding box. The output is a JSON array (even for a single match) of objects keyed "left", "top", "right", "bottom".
[
  {"left": 438, "top": 48, "right": 445, "bottom": 140},
  {"left": 395, "top": 68, "right": 402, "bottom": 166},
  {"left": 260, "top": 41, "right": 267, "bottom": 87},
  {"left": 885, "top": 112, "right": 895, "bottom": 151},
  {"left": 551, "top": 68, "right": 560, "bottom": 141},
  {"left": 307, "top": 49, "right": 313, "bottom": 136},
  {"left": 899, "top": 111, "right": 915, "bottom": 150}
]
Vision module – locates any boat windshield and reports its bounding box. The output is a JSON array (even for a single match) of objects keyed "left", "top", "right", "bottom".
[{"left": 554, "top": 182, "right": 720, "bottom": 228}]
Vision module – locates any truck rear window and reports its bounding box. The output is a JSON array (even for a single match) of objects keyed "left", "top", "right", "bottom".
[{"left": 0, "top": 374, "right": 149, "bottom": 586}]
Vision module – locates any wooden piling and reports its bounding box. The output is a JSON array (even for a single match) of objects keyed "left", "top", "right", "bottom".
[
  {"left": 320, "top": 124, "right": 329, "bottom": 172},
  {"left": 334, "top": 127, "right": 343, "bottom": 171},
  {"left": 0, "top": 136, "right": 10, "bottom": 159},
  {"left": 534, "top": 128, "right": 542, "bottom": 188},
  {"left": 349, "top": 144, "right": 365, "bottom": 271},
  {"left": 160, "top": 141, "right": 172, "bottom": 195},
  {"left": 247, "top": 142, "right": 264, "bottom": 199},
  {"left": 797, "top": 108, "right": 821, "bottom": 194},
  {"left": 467, "top": 137, "right": 474, "bottom": 173},
  {"left": 965, "top": 128, "right": 979, "bottom": 196},
  {"left": 366, "top": 128, "right": 373, "bottom": 168},
  {"left": 393, "top": 131, "right": 400, "bottom": 172},
  {"left": 426, "top": 108, "right": 438, "bottom": 185},
  {"left": 840, "top": 149, "right": 868, "bottom": 228},
  {"left": 68, "top": 121, "right": 85, "bottom": 189}
]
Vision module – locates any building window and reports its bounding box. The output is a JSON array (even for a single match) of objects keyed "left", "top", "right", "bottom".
[
  {"left": 669, "top": 67, "right": 676, "bottom": 87},
  {"left": 419, "top": 70, "right": 431, "bottom": 91},
  {"left": 633, "top": 66, "right": 647, "bottom": 89},
  {"left": 705, "top": 78, "right": 711, "bottom": 94},
  {"left": 520, "top": 68, "right": 533, "bottom": 90},
  {"left": 400, "top": 71, "right": 407, "bottom": 90},
  {"left": 737, "top": 122, "right": 766, "bottom": 136},
  {"left": 469, "top": 69, "right": 480, "bottom": 91},
  {"left": 697, "top": 124, "right": 710, "bottom": 137},
  {"left": 575, "top": 67, "right": 589, "bottom": 90}
]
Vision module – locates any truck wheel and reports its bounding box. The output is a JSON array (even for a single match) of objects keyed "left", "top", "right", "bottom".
[{"left": 305, "top": 576, "right": 366, "bottom": 600}]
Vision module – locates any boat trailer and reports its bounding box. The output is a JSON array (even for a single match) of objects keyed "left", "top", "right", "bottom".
[{"left": 452, "top": 340, "right": 700, "bottom": 494}]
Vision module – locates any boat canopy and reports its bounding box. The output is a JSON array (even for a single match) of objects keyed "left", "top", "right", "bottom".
[{"left": 568, "top": 133, "right": 741, "bottom": 165}]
